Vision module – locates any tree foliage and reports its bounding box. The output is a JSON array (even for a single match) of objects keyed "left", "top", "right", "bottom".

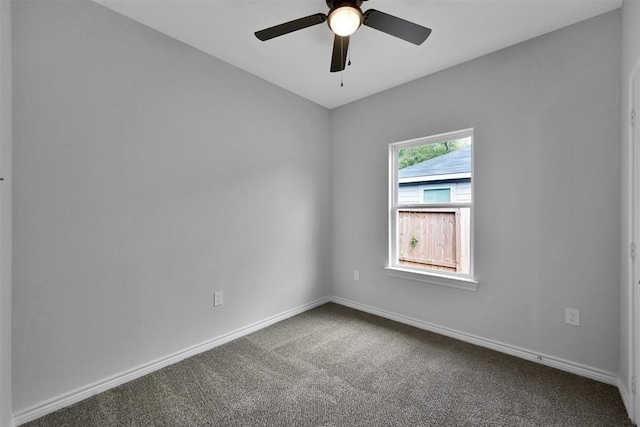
[{"left": 398, "top": 139, "right": 471, "bottom": 169}]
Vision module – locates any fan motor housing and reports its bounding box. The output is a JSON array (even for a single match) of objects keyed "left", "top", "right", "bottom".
[{"left": 326, "top": 0, "right": 364, "bottom": 11}]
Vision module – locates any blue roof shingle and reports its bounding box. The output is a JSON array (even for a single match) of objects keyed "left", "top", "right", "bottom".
[{"left": 398, "top": 146, "right": 471, "bottom": 179}]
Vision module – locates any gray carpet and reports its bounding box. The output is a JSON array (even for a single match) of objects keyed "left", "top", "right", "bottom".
[{"left": 24, "top": 303, "right": 633, "bottom": 426}]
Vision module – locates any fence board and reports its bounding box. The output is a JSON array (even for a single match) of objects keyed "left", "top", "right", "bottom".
[{"left": 398, "top": 209, "right": 467, "bottom": 273}]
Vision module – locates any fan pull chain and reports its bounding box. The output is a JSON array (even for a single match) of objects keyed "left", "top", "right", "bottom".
[
  {"left": 340, "top": 36, "right": 345, "bottom": 87},
  {"left": 348, "top": 46, "right": 352, "bottom": 67}
]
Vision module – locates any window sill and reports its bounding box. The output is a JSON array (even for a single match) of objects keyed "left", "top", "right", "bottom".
[{"left": 384, "top": 266, "right": 478, "bottom": 291}]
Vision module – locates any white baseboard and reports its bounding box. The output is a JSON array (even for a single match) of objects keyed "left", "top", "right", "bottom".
[
  {"left": 618, "top": 379, "right": 633, "bottom": 421},
  {"left": 12, "top": 296, "right": 331, "bottom": 426},
  {"left": 329, "top": 296, "right": 619, "bottom": 386}
]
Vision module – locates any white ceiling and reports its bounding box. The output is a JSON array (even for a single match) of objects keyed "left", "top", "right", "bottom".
[{"left": 94, "top": 0, "right": 622, "bottom": 109}]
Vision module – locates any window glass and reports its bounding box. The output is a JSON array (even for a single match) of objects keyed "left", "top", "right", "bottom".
[{"left": 423, "top": 188, "right": 451, "bottom": 203}]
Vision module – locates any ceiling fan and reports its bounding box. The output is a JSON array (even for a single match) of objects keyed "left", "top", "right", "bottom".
[{"left": 255, "top": 0, "right": 432, "bottom": 73}]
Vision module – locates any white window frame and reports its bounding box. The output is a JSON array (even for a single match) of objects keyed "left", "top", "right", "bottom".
[{"left": 386, "top": 128, "right": 478, "bottom": 291}]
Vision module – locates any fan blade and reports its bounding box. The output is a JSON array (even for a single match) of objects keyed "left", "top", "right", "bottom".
[
  {"left": 255, "top": 13, "right": 327, "bottom": 41},
  {"left": 363, "top": 9, "right": 431, "bottom": 45},
  {"left": 330, "top": 35, "right": 350, "bottom": 73}
]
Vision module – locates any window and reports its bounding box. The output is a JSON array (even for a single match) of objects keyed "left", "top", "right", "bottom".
[
  {"left": 387, "top": 129, "right": 476, "bottom": 290},
  {"left": 423, "top": 188, "right": 451, "bottom": 203}
]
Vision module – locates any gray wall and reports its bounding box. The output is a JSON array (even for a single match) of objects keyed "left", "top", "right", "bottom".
[
  {"left": 330, "top": 10, "right": 621, "bottom": 373},
  {"left": 620, "top": 0, "right": 640, "bottom": 409},
  {"left": 12, "top": 0, "right": 331, "bottom": 413},
  {"left": 0, "top": 0, "right": 11, "bottom": 425}
]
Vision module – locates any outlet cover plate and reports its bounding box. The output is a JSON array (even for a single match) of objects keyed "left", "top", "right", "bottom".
[
  {"left": 214, "top": 291, "right": 223, "bottom": 307},
  {"left": 565, "top": 308, "right": 580, "bottom": 326}
]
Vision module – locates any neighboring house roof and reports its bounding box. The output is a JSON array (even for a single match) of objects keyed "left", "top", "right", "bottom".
[{"left": 399, "top": 146, "right": 471, "bottom": 179}]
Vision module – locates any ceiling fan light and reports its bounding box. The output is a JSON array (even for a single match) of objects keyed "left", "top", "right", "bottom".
[{"left": 328, "top": 6, "right": 362, "bottom": 37}]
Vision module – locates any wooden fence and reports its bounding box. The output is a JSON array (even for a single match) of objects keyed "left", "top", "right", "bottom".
[{"left": 398, "top": 208, "right": 470, "bottom": 274}]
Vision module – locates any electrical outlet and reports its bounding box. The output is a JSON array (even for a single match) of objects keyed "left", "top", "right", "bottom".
[
  {"left": 214, "top": 291, "right": 223, "bottom": 307},
  {"left": 565, "top": 308, "right": 580, "bottom": 326},
  {"left": 353, "top": 270, "right": 360, "bottom": 281}
]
